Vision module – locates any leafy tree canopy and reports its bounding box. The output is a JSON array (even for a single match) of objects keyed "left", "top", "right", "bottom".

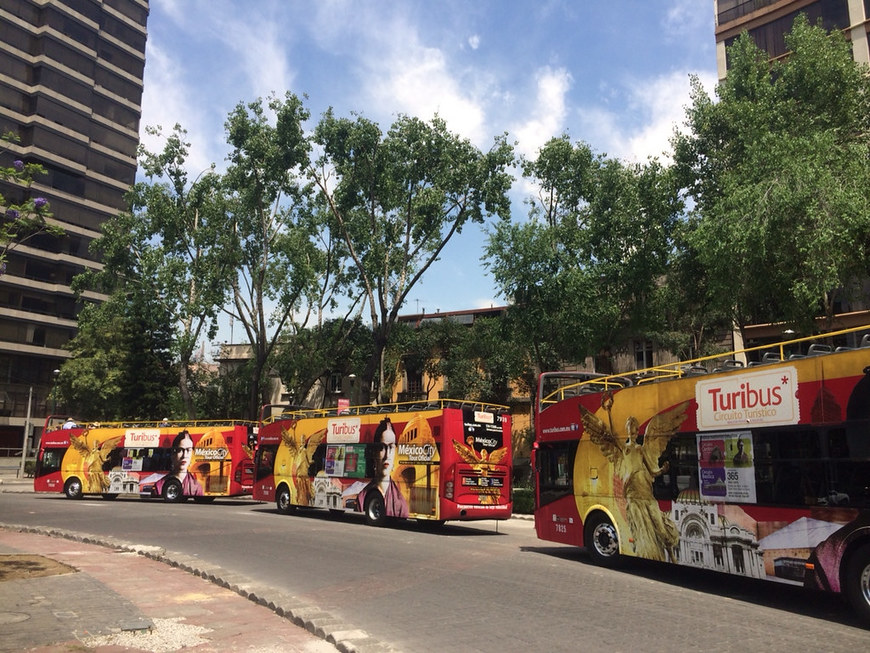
[
  {"left": 673, "top": 15, "right": 870, "bottom": 333},
  {"left": 313, "top": 112, "right": 514, "bottom": 400},
  {"left": 486, "top": 135, "right": 683, "bottom": 370}
]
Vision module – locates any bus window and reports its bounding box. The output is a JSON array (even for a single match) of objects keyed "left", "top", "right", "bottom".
[
  {"left": 537, "top": 442, "right": 577, "bottom": 506},
  {"left": 36, "top": 448, "right": 64, "bottom": 477},
  {"left": 255, "top": 445, "right": 276, "bottom": 482},
  {"left": 654, "top": 433, "right": 698, "bottom": 500},
  {"left": 103, "top": 447, "right": 124, "bottom": 472},
  {"left": 754, "top": 428, "right": 839, "bottom": 506}
]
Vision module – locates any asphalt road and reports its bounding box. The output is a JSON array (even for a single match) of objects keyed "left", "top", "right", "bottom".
[{"left": 1, "top": 492, "right": 868, "bottom": 652}]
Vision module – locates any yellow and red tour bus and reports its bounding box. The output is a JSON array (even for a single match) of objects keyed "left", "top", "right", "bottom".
[
  {"left": 253, "top": 400, "right": 512, "bottom": 525},
  {"left": 532, "top": 325, "right": 870, "bottom": 622},
  {"left": 34, "top": 417, "right": 256, "bottom": 502}
]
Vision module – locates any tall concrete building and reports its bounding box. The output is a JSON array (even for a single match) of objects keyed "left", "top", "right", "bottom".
[
  {"left": 0, "top": 0, "right": 149, "bottom": 453},
  {"left": 715, "top": 0, "right": 870, "bottom": 79}
]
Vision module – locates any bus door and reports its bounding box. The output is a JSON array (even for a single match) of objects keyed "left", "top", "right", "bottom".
[{"left": 253, "top": 443, "right": 278, "bottom": 502}]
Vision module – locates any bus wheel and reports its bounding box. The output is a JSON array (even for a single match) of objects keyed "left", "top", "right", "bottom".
[
  {"left": 364, "top": 493, "right": 387, "bottom": 527},
  {"left": 162, "top": 478, "right": 185, "bottom": 503},
  {"left": 276, "top": 485, "right": 295, "bottom": 515},
  {"left": 845, "top": 544, "right": 870, "bottom": 622},
  {"left": 101, "top": 493, "right": 118, "bottom": 500},
  {"left": 584, "top": 513, "right": 621, "bottom": 567},
  {"left": 64, "top": 477, "right": 83, "bottom": 499}
]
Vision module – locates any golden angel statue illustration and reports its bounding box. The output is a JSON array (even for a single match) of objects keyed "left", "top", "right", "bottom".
[
  {"left": 453, "top": 437, "right": 510, "bottom": 466},
  {"left": 580, "top": 393, "right": 690, "bottom": 562},
  {"left": 452, "top": 438, "right": 509, "bottom": 505},
  {"left": 69, "top": 431, "right": 124, "bottom": 493},
  {"left": 279, "top": 424, "right": 326, "bottom": 507}
]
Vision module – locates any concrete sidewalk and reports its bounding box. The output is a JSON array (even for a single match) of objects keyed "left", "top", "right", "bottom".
[
  {"left": 0, "top": 476, "right": 392, "bottom": 651},
  {"left": 0, "top": 527, "right": 370, "bottom": 652}
]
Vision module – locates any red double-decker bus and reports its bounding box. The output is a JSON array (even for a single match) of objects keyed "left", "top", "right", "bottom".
[
  {"left": 253, "top": 400, "right": 512, "bottom": 525},
  {"left": 34, "top": 417, "right": 256, "bottom": 502},
  {"left": 532, "top": 325, "right": 870, "bottom": 622}
]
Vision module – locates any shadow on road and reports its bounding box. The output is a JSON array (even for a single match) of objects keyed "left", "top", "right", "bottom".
[{"left": 520, "top": 542, "right": 864, "bottom": 629}]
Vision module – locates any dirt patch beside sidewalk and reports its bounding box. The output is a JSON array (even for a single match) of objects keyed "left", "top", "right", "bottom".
[{"left": 0, "top": 554, "right": 76, "bottom": 581}]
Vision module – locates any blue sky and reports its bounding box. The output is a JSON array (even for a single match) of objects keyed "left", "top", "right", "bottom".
[{"left": 139, "top": 0, "right": 718, "bottom": 345}]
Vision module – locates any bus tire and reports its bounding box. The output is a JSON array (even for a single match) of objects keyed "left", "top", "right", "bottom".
[
  {"left": 276, "top": 485, "right": 295, "bottom": 515},
  {"left": 101, "top": 493, "right": 118, "bottom": 500},
  {"left": 364, "top": 493, "right": 387, "bottom": 527},
  {"left": 162, "top": 478, "right": 185, "bottom": 503},
  {"left": 64, "top": 477, "right": 83, "bottom": 500},
  {"left": 584, "top": 512, "right": 621, "bottom": 567},
  {"left": 844, "top": 544, "right": 870, "bottom": 623}
]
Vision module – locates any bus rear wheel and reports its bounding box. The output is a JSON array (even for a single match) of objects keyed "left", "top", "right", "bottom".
[
  {"left": 845, "top": 544, "right": 870, "bottom": 623},
  {"left": 364, "top": 493, "right": 387, "bottom": 527},
  {"left": 162, "top": 478, "right": 185, "bottom": 503},
  {"left": 276, "top": 485, "right": 295, "bottom": 515},
  {"left": 64, "top": 477, "right": 83, "bottom": 499},
  {"left": 584, "top": 513, "right": 621, "bottom": 567}
]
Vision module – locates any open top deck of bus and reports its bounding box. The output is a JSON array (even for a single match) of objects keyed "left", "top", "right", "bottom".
[
  {"left": 260, "top": 398, "right": 510, "bottom": 425},
  {"left": 43, "top": 416, "right": 256, "bottom": 433},
  {"left": 538, "top": 324, "right": 870, "bottom": 409}
]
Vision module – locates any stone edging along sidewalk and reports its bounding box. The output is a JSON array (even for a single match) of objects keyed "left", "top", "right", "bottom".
[{"left": 0, "top": 522, "right": 394, "bottom": 653}]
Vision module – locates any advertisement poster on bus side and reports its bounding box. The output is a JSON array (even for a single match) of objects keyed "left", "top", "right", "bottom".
[{"left": 697, "top": 431, "right": 756, "bottom": 503}]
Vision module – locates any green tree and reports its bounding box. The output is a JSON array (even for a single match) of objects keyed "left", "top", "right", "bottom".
[
  {"left": 76, "top": 125, "right": 233, "bottom": 418},
  {"left": 1, "top": 131, "right": 62, "bottom": 274},
  {"left": 440, "top": 316, "right": 530, "bottom": 404},
  {"left": 272, "top": 316, "right": 372, "bottom": 407},
  {"left": 222, "top": 93, "right": 328, "bottom": 418},
  {"left": 313, "top": 112, "right": 514, "bottom": 402},
  {"left": 59, "top": 288, "right": 175, "bottom": 421},
  {"left": 673, "top": 16, "right": 870, "bottom": 335},
  {"left": 386, "top": 315, "right": 531, "bottom": 405},
  {"left": 56, "top": 302, "right": 127, "bottom": 419},
  {"left": 647, "top": 215, "right": 733, "bottom": 361},
  {"left": 487, "top": 136, "right": 682, "bottom": 372}
]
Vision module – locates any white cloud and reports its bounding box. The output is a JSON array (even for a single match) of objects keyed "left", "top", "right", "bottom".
[
  {"left": 210, "top": 10, "right": 296, "bottom": 102},
  {"left": 663, "top": 0, "right": 713, "bottom": 42},
  {"left": 359, "top": 23, "right": 488, "bottom": 143},
  {"left": 468, "top": 34, "right": 481, "bottom": 50},
  {"left": 574, "top": 70, "right": 717, "bottom": 164},
  {"left": 140, "top": 41, "right": 216, "bottom": 174},
  {"left": 511, "top": 66, "right": 573, "bottom": 160}
]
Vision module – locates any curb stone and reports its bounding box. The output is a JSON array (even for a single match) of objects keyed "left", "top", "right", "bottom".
[{"left": 0, "top": 522, "right": 396, "bottom": 652}]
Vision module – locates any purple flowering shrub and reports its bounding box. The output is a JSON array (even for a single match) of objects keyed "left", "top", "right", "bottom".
[{"left": 2, "top": 131, "right": 61, "bottom": 274}]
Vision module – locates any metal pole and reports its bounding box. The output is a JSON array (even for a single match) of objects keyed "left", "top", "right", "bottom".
[{"left": 18, "top": 386, "right": 33, "bottom": 479}]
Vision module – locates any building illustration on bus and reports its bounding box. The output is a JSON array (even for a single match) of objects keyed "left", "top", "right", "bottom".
[{"left": 532, "top": 325, "right": 870, "bottom": 622}]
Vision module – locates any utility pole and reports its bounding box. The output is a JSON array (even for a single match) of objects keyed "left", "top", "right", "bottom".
[{"left": 18, "top": 386, "right": 32, "bottom": 479}]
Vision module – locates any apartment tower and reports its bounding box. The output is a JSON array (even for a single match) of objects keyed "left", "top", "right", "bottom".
[
  {"left": 715, "top": 0, "right": 870, "bottom": 79},
  {"left": 0, "top": 0, "right": 149, "bottom": 453}
]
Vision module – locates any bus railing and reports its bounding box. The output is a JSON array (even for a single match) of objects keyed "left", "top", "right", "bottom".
[
  {"left": 43, "top": 417, "right": 256, "bottom": 433},
  {"left": 260, "top": 398, "right": 510, "bottom": 425},
  {"left": 539, "top": 323, "right": 870, "bottom": 408}
]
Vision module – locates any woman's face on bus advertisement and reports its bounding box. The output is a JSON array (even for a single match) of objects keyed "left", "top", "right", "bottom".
[
  {"left": 173, "top": 435, "right": 194, "bottom": 474},
  {"left": 375, "top": 424, "right": 397, "bottom": 480}
]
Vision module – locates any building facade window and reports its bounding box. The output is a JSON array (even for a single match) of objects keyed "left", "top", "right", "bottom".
[{"left": 634, "top": 340, "right": 654, "bottom": 369}]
